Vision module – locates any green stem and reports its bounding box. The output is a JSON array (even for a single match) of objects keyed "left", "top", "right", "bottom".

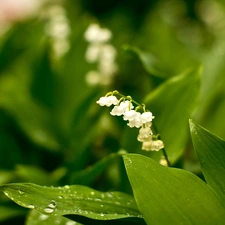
[
  {"left": 151, "top": 122, "right": 170, "bottom": 167},
  {"left": 161, "top": 147, "right": 171, "bottom": 167}
]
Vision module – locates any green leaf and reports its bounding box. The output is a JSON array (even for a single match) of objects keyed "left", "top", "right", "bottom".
[
  {"left": 190, "top": 120, "right": 225, "bottom": 206},
  {"left": 122, "top": 45, "right": 169, "bottom": 77},
  {"left": 26, "top": 210, "right": 82, "bottom": 225},
  {"left": 144, "top": 67, "right": 201, "bottom": 163},
  {"left": 0, "top": 183, "right": 143, "bottom": 223},
  {"left": 123, "top": 154, "right": 225, "bottom": 225}
]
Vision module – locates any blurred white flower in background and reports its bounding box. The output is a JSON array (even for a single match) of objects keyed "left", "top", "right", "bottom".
[
  {"left": 84, "top": 23, "right": 118, "bottom": 86},
  {"left": 42, "top": 5, "right": 71, "bottom": 59},
  {"left": 84, "top": 23, "right": 112, "bottom": 43}
]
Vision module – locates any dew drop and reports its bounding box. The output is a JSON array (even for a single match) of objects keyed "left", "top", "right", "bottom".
[
  {"left": 90, "top": 191, "right": 95, "bottom": 195},
  {"left": 44, "top": 207, "right": 54, "bottom": 213},
  {"left": 95, "top": 198, "right": 102, "bottom": 202},
  {"left": 106, "top": 193, "right": 113, "bottom": 198},
  {"left": 100, "top": 213, "right": 104, "bottom": 217},
  {"left": 4, "top": 192, "right": 9, "bottom": 197},
  {"left": 18, "top": 190, "right": 24, "bottom": 195},
  {"left": 65, "top": 221, "right": 77, "bottom": 225},
  {"left": 39, "top": 214, "right": 49, "bottom": 220},
  {"left": 58, "top": 195, "right": 63, "bottom": 199},
  {"left": 100, "top": 204, "right": 104, "bottom": 208},
  {"left": 101, "top": 193, "right": 105, "bottom": 198},
  {"left": 64, "top": 185, "right": 70, "bottom": 189},
  {"left": 48, "top": 200, "right": 57, "bottom": 209},
  {"left": 28, "top": 204, "right": 35, "bottom": 209}
]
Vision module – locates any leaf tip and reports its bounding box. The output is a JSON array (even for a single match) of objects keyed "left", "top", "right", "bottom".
[{"left": 189, "top": 119, "right": 197, "bottom": 134}]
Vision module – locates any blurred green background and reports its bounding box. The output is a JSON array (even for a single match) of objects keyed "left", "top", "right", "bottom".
[{"left": 1, "top": 0, "right": 225, "bottom": 224}]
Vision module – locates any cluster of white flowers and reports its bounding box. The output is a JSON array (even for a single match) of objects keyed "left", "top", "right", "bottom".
[
  {"left": 84, "top": 23, "right": 117, "bottom": 86},
  {"left": 96, "top": 93, "right": 164, "bottom": 151},
  {"left": 42, "top": 5, "right": 70, "bottom": 59}
]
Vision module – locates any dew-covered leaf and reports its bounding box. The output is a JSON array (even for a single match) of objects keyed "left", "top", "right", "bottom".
[
  {"left": 0, "top": 183, "right": 143, "bottom": 222},
  {"left": 123, "top": 154, "right": 225, "bottom": 225},
  {"left": 26, "top": 210, "right": 82, "bottom": 225},
  {"left": 144, "top": 67, "right": 201, "bottom": 163},
  {"left": 190, "top": 120, "right": 225, "bottom": 206}
]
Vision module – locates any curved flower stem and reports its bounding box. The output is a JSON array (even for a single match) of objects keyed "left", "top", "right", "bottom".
[
  {"left": 113, "top": 91, "right": 141, "bottom": 107},
  {"left": 112, "top": 90, "right": 171, "bottom": 166}
]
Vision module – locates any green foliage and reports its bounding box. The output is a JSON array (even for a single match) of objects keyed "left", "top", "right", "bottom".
[
  {"left": 144, "top": 68, "right": 201, "bottom": 163},
  {"left": 190, "top": 120, "right": 225, "bottom": 207},
  {"left": 26, "top": 210, "right": 81, "bottom": 225},
  {"left": 1, "top": 0, "right": 225, "bottom": 224},
  {"left": 0, "top": 183, "right": 143, "bottom": 224},
  {"left": 123, "top": 154, "right": 225, "bottom": 225}
]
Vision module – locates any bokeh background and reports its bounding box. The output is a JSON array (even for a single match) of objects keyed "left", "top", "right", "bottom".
[{"left": 1, "top": 0, "right": 225, "bottom": 224}]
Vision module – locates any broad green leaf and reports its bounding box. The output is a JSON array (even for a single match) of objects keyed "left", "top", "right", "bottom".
[
  {"left": 144, "top": 68, "right": 201, "bottom": 163},
  {"left": 0, "top": 183, "right": 143, "bottom": 223},
  {"left": 122, "top": 45, "right": 168, "bottom": 77},
  {"left": 190, "top": 120, "right": 225, "bottom": 206},
  {"left": 123, "top": 154, "right": 225, "bottom": 225},
  {"left": 26, "top": 210, "right": 82, "bottom": 225}
]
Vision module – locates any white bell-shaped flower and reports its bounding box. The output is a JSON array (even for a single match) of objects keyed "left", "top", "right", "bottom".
[
  {"left": 123, "top": 110, "right": 138, "bottom": 121},
  {"left": 110, "top": 105, "right": 124, "bottom": 116},
  {"left": 96, "top": 96, "right": 118, "bottom": 107},
  {"left": 151, "top": 140, "right": 164, "bottom": 151},
  {"left": 141, "top": 111, "right": 154, "bottom": 123},
  {"left": 110, "top": 100, "right": 134, "bottom": 116},
  {"left": 127, "top": 112, "right": 142, "bottom": 128}
]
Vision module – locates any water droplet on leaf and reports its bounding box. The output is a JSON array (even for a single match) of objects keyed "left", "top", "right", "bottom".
[
  {"left": 18, "top": 190, "right": 24, "bottom": 195},
  {"left": 28, "top": 204, "right": 35, "bottom": 209},
  {"left": 65, "top": 221, "right": 77, "bottom": 225},
  {"left": 48, "top": 200, "right": 57, "bottom": 208},
  {"left": 44, "top": 207, "right": 54, "bottom": 213},
  {"left": 39, "top": 214, "right": 49, "bottom": 220}
]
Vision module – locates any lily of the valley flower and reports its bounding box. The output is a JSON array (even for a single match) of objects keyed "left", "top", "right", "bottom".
[
  {"left": 96, "top": 96, "right": 118, "bottom": 106},
  {"left": 110, "top": 101, "right": 134, "bottom": 116},
  {"left": 142, "top": 139, "right": 164, "bottom": 151},
  {"left": 96, "top": 91, "right": 164, "bottom": 152}
]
